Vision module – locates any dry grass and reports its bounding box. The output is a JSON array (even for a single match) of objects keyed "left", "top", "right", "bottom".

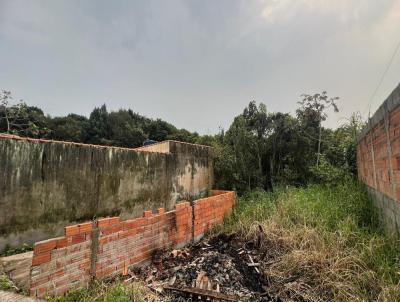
[
  {"left": 48, "top": 279, "right": 164, "bottom": 302},
  {"left": 219, "top": 181, "right": 400, "bottom": 302}
]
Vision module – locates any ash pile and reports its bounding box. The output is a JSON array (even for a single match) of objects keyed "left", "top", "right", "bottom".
[{"left": 131, "top": 234, "right": 277, "bottom": 302}]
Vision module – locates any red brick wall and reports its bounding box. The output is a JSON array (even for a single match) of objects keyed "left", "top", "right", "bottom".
[
  {"left": 30, "top": 222, "right": 93, "bottom": 297},
  {"left": 95, "top": 202, "right": 192, "bottom": 279},
  {"left": 193, "top": 191, "right": 236, "bottom": 240},
  {"left": 358, "top": 106, "right": 400, "bottom": 200},
  {"left": 29, "top": 191, "right": 235, "bottom": 298}
]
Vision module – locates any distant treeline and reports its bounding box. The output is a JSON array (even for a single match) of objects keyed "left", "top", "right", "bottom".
[{"left": 1, "top": 90, "right": 364, "bottom": 193}]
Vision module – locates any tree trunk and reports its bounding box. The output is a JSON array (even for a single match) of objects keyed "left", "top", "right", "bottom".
[
  {"left": 5, "top": 110, "right": 10, "bottom": 133},
  {"left": 316, "top": 118, "right": 322, "bottom": 166}
]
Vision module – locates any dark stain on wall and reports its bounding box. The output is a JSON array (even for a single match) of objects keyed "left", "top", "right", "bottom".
[{"left": 0, "top": 138, "right": 213, "bottom": 250}]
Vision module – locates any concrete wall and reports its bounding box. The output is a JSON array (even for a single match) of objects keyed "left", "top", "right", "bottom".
[
  {"left": 29, "top": 190, "right": 236, "bottom": 298},
  {"left": 0, "top": 136, "right": 213, "bottom": 251},
  {"left": 357, "top": 83, "right": 400, "bottom": 234}
]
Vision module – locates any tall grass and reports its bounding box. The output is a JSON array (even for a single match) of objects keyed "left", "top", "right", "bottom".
[{"left": 219, "top": 180, "right": 400, "bottom": 301}]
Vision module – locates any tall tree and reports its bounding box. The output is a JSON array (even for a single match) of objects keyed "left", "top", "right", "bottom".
[
  {"left": 48, "top": 114, "right": 89, "bottom": 142},
  {"left": 85, "top": 104, "right": 110, "bottom": 145},
  {"left": 0, "top": 90, "right": 41, "bottom": 136},
  {"left": 297, "top": 92, "right": 339, "bottom": 166}
]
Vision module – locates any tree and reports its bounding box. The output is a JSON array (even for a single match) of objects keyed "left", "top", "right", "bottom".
[
  {"left": 145, "top": 119, "right": 177, "bottom": 142},
  {"left": 107, "top": 110, "right": 146, "bottom": 147},
  {"left": 0, "top": 90, "right": 40, "bottom": 135},
  {"left": 85, "top": 104, "right": 110, "bottom": 145},
  {"left": 297, "top": 92, "right": 339, "bottom": 166},
  {"left": 48, "top": 114, "right": 89, "bottom": 142}
]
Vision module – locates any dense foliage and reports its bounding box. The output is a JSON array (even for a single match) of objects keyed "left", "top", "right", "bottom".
[
  {"left": 212, "top": 100, "right": 363, "bottom": 192},
  {"left": 0, "top": 90, "right": 201, "bottom": 148},
  {"left": 0, "top": 90, "right": 364, "bottom": 193}
]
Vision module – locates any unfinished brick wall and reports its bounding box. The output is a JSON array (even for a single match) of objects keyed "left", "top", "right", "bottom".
[
  {"left": 357, "top": 83, "right": 400, "bottom": 233},
  {"left": 29, "top": 191, "right": 235, "bottom": 298},
  {"left": 193, "top": 190, "right": 235, "bottom": 241},
  {"left": 95, "top": 202, "right": 192, "bottom": 279},
  {"left": 30, "top": 222, "right": 93, "bottom": 297}
]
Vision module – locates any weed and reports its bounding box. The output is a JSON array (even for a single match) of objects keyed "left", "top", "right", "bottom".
[
  {"left": 218, "top": 180, "right": 400, "bottom": 301},
  {"left": 48, "top": 279, "right": 164, "bottom": 302},
  {"left": 0, "top": 274, "right": 14, "bottom": 291}
]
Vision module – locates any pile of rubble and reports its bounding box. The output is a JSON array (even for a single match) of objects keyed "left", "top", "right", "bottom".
[{"left": 130, "top": 234, "right": 277, "bottom": 302}]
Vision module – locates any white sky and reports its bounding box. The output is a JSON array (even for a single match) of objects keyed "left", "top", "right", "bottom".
[{"left": 1, "top": 0, "right": 399, "bottom": 134}]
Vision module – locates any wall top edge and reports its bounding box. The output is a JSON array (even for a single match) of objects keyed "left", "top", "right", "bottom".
[
  {"left": 0, "top": 134, "right": 212, "bottom": 154},
  {"left": 357, "top": 82, "right": 400, "bottom": 143},
  {"left": 134, "top": 139, "right": 213, "bottom": 151}
]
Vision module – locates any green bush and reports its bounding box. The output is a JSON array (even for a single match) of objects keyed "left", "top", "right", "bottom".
[
  {"left": 309, "top": 156, "right": 351, "bottom": 185},
  {"left": 0, "top": 275, "right": 13, "bottom": 291}
]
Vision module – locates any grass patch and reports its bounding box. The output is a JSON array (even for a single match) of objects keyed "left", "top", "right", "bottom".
[
  {"left": 48, "top": 279, "right": 163, "bottom": 302},
  {"left": 0, "top": 274, "right": 14, "bottom": 291},
  {"left": 218, "top": 180, "right": 400, "bottom": 301}
]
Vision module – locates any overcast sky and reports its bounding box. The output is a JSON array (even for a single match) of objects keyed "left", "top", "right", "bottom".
[{"left": 1, "top": 0, "right": 399, "bottom": 134}]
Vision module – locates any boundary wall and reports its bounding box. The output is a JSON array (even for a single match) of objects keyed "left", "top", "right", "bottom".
[
  {"left": 357, "top": 83, "right": 400, "bottom": 233},
  {"left": 0, "top": 136, "right": 213, "bottom": 251},
  {"left": 29, "top": 190, "right": 235, "bottom": 298}
]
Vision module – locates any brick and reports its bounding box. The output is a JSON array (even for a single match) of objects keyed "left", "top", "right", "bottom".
[
  {"left": 34, "top": 239, "right": 57, "bottom": 255},
  {"left": 157, "top": 207, "right": 166, "bottom": 215},
  {"left": 123, "top": 219, "right": 136, "bottom": 230},
  {"left": 101, "top": 224, "right": 122, "bottom": 235},
  {"left": 98, "top": 218, "right": 111, "bottom": 228},
  {"left": 50, "top": 269, "right": 65, "bottom": 279},
  {"left": 136, "top": 217, "right": 147, "bottom": 226},
  {"left": 393, "top": 156, "right": 400, "bottom": 170},
  {"left": 78, "top": 222, "right": 93, "bottom": 233},
  {"left": 30, "top": 274, "right": 50, "bottom": 288},
  {"left": 71, "top": 234, "right": 86, "bottom": 245},
  {"left": 56, "top": 237, "right": 68, "bottom": 248},
  {"left": 32, "top": 251, "right": 51, "bottom": 266},
  {"left": 108, "top": 217, "right": 121, "bottom": 226},
  {"left": 143, "top": 210, "right": 152, "bottom": 218},
  {"left": 65, "top": 225, "right": 79, "bottom": 236},
  {"left": 175, "top": 202, "right": 188, "bottom": 210}
]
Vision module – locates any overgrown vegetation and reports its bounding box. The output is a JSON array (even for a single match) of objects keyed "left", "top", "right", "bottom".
[
  {"left": 211, "top": 100, "right": 363, "bottom": 192},
  {"left": 217, "top": 180, "right": 400, "bottom": 301}
]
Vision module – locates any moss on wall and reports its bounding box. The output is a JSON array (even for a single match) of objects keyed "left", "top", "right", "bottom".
[{"left": 0, "top": 138, "right": 213, "bottom": 251}]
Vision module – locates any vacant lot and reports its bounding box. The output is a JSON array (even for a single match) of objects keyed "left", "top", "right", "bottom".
[{"left": 52, "top": 180, "right": 400, "bottom": 302}]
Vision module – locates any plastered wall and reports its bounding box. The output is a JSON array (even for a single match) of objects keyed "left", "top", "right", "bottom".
[{"left": 0, "top": 136, "right": 213, "bottom": 251}]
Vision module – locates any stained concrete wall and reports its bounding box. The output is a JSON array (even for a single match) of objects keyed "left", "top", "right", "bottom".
[
  {"left": 0, "top": 136, "right": 213, "bottom": 251},
  {"left": 357, "top": 83, "right": 400, "bottom": 234}
]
